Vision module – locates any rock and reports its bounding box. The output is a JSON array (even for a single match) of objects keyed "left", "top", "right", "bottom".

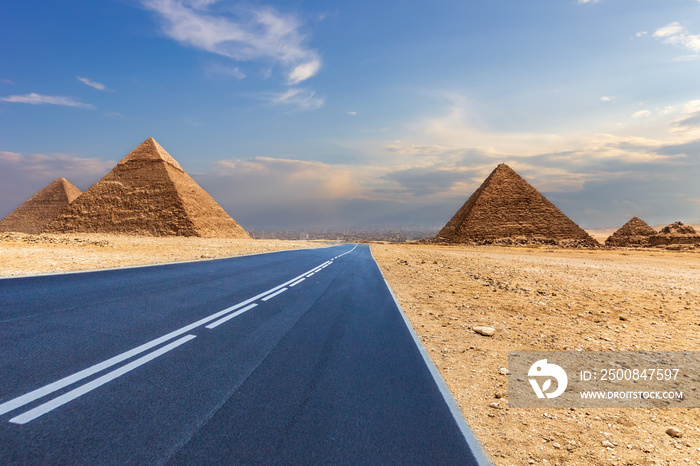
[
  {"left": 488, "top": 402, "right": 500, "bottom": 409},
  {"left": 494, "top": 391, "right": 504, "bottom": 399},
  {"left": 601, "top": 440, "right": 615, "bottom": 448},
  {"left": 474, "top": 326, "right": 496, "bottom": 336},
  {"left": 666, "top": 427, "right": 683, "bottom": 438},
  {"left": 498, "top": 367, "right": 509, "bottom": 375}
]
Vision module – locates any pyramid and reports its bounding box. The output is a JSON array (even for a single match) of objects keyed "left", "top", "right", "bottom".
[
  {"left": 42, "top": 138, "right": 250, "bottom": 238},
  {"left": 0, "top": 178, "right": 82, "bottom": 234},
  {"left": 435, "top": 163, "right": 598, "bottom": 246},
  {"left": 649, "top": 222, "right": 700, "bottom": 246},
  {"left": 605, "top": 217, "right": 656, "bottom": 247}
]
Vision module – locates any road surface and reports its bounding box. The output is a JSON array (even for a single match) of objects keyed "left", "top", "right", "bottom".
[{"left": 0, "top": 244, "right": 489, "bottom": 464}]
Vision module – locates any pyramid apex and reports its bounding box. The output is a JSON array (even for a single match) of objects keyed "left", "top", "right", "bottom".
[
  {"left": 118, "top": 138, "right": 183, "bottom": 170},
  {"left": 493, "top": 163, "right": 515, "bottom": 172}
]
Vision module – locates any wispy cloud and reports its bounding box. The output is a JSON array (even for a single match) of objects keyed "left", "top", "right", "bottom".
[
  {"left": 264, "top": 88, "right": 324, "bottom": 110},
  {"left": 77, "top": 76, "right": 107, "bottom": 91},
  {"left": 653, "top": 21, "right": 700, "bottom": 53},
  {"left": 0, "top": 93, "right": 94, "bottom": 109},
  {"left": 577, "top": 0, "right": 600, "bottom": 4},
  {"left": 141, "top": 0, "right": 321, "bottom": 84},
  {"left": 672, "top": 99, "right": 700, "bottom": 130},
  {"left": 600, "top": 96, "right": 612, "bottom": 102},
  {"left": 1, "top": 79, "right": 13, "bottom": 85},
  {"left": 632, "top": 109, "right": 652, "bottom": 118}
]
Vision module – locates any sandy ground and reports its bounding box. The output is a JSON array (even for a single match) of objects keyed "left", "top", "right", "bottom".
[
  {"left": 371, "top": 243, "right": 700, "bottom": 465},
  {"left": 2, "top": 234, "right": 699, "bottom": 464},
  {"left": 0, "top": 233, "right": 323, "bottom": 277}
]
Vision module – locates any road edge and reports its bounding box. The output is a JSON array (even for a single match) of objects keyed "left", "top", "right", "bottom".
[{"left": 368, "top": 244, "right": 493, "bottom": 466}]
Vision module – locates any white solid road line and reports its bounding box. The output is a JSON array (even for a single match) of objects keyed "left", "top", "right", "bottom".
[
  {"left": 206, "top": 304, "right": 258, "bottom": 329},
  {"left": 1, "top": 244, "right": 358, "bottom": 423},
  {"left": 261, "top": 287, "right": 288, "bottom": 301},
  {"left": 10, "top": 335, "right": 197, "bottom": 425}
]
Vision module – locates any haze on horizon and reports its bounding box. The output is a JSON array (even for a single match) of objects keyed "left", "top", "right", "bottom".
[{"left": 1, "top": 0, "right": 699, "bottom": 231}]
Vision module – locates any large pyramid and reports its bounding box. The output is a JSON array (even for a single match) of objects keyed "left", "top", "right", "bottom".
[
  {"left": 42, "top": 138, "right": 249, "bottom": 238},
  {"left": 435, "top": 163, "right": 598, "bottom": 246},
  {"left": 605, "top": 217, "right": 656, "bottom": 247},
  {"left": 0, "top": 178, "right": 82, "bottom": 234}
]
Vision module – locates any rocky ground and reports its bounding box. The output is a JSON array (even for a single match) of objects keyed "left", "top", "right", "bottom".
[
  {"left": 371, "top": 243, "right": 700, "bottom": 465},
  {"left": 2, "top": 234, "right": 699, "bottom": 464}
]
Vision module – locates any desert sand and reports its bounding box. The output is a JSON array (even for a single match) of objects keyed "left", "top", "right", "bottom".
[
  {"left": 371, "top": 243, "right": 700, "bottom": 465},
  {"left": 2, "top": 234, "right": 699, "bottom": 464},
  {"left": 0, "top": 233, "right": 321, "bottom": 277}
]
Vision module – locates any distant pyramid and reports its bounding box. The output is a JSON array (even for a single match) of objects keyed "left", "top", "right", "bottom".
[
  {"left": 435, "top": 163, "right": 598, "bottom": 246},
  {"left": 43, "top": 138, "right": 250, "bottom": 238},
  {"left": 0, "top": 178, "right": 82, "bottom": 234},
  {"left": 649, "top": 221, "right": 700, "bottom": 246},
  {"left": 605, "top": 217, "right": 656, "bottom": 247}
]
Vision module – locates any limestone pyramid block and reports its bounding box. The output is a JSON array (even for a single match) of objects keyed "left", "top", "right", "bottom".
[
  {"left": 42, "top": 138, "right": 249, "bottom": 238},
  {"left": 0, "top": 178, "right": 82, "bottom": 234},
  {"left": 435, "top": 163, "right": 597, "bottom": 246}
]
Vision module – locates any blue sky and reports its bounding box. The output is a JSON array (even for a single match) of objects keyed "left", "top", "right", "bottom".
[{"left": 1, "top": 0, "right": 699, "bottom": 230}]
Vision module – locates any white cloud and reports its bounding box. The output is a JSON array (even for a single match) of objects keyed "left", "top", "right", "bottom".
[
  {"left": 600, "top": 96, "right": 612, "bottom": 102},
  {"left": 288, "top": 59, "right": 321, "bottom": 85},
  {"left": 632, "top": 110, "right": 652, "bottom": 118},
  {"left": 671, "top": 99, "right": 700, "bottom": 130},
  {"left": 265, "top": 88, "right": 324, "bottom": 110},
  {"left": 653, "top": 21, "right": 700, "bottom": 53},
  {"left": 635, "top": 31, "right": 648, "bottom": 38},
  {"left": 141, "top": 0, "right": 321, "bottom": 84},
  {"left": 577, "top": 0, "right": 600, "bottom": 3},
  {"left": 77, "top": 76, "right": 107, "bottom": 91},
  {"left": 347, "top": 111, "right": 357, "bottom": 116},
  {"left": 0, "top": 93, "right": 94, "bottom": 109},
  {"left": 1, "top": 79, "right": 13, "bottom": 85}
]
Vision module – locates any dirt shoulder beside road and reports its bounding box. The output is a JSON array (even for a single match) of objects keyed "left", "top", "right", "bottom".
[
  {"left": 370, "top": 243, "right": 700, "bottom": 465},
  {"left": 0, "top": 233, "right": 323, "bottom": 277}
]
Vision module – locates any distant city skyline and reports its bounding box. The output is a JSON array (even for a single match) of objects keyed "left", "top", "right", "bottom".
[{"left": 1, "top": 0, "right": 699, "bottom": 230}]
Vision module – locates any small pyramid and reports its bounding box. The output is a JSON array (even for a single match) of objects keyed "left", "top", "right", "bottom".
[
  {"left": 0, "top": 178, "right": 82, "bottom": 234},
  {"left": 42, "top": 138, "right": 250, "bottom": 238},
  {"left": 649, "top": 221, "right": 700, "bottom": 246},
  {"left": 605, "top": 217, "right": 656, "bottom": 247},
  {"left": 435, "top": 164, "right": 597, "bottom": 246}
]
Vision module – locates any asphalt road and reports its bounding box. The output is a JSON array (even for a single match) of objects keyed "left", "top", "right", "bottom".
[{"left": 0, "top": 244, "right": 489, "bottom": 464}]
